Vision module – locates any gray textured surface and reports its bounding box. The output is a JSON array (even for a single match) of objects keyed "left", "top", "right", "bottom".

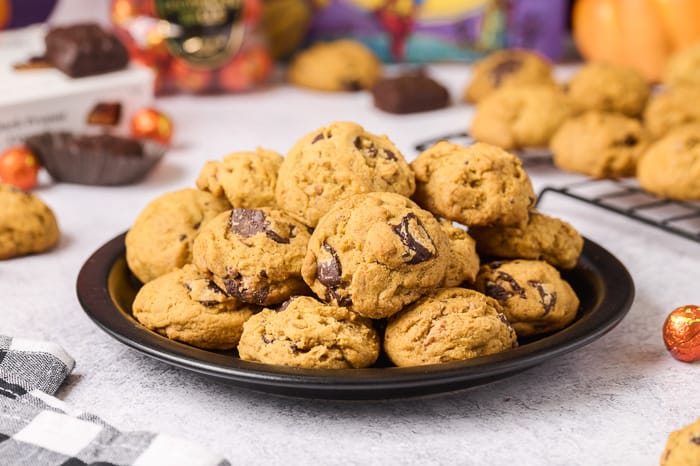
[{"left": 3, "top": 65, "right": 699, "bottom": 465}]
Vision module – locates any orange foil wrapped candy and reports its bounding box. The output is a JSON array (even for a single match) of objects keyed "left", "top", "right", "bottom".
[
  {"left": 0, "top": 146, "right": 40, "bottom": 191},
  {"left": 663, "top": 305, "right": 700, "bottom": 363},
  {"left": 111, "top": 0, "right": 272, "bottom": 95},
  {"left": 130, "top": 108, "right": 173, "bottom": 145}
]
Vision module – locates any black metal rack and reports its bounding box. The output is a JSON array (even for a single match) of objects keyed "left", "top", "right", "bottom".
[
  {"left": 413, "top": 132, "right": 700, "bottom": 245},
  {"left": 536, "top": 179, "right": 700, "bottom": 245}
]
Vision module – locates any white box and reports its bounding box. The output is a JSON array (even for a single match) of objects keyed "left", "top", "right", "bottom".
[{"left": 0, "top": 25, "right": 154, "bottom": 148}]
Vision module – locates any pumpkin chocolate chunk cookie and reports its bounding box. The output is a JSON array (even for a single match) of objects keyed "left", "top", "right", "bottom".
[
  {"left": 637, "top": 124, "right": 700, "bottom": 200},
  {"left": 463, "top": 49, "right": 555, "bottom": 103},
  {"left": 411, "top": 141, "right": 536, "bottom": 227},
  {"left": 302, "top": 192, "right": 449, "bottom": 319},
  {"left": 0, "top": 183, "right": 60, "bottom": 260},
  {"left": 565, "top": 62, "right": 650, "bottom": 117},
  {"left": 196, "top": 148, "right": 283, "bottom": 208},
  {"left": 550, "top": 111, "right": 649, "bottom": 178},
  {"left": 132, "top": 265, "right": 258, "bottom": 350},
  {"left": 469, "top": 211, "right": 583, "bottom": 270},
  {"left": 474, "top": 259, "right": 579, "bottom": 337},
  {"left": 384, "top": 288, "right": 518, "bottom": 367},
  {"left": 238, "top": 296, "right": 379, "bottom": 369},
  {"left": 192, "top": 207, "right": 311, "bottom": 306},
  {"left": 470, "top": 84, "right": 576, "bottom": 150},
  {"left": 275, "top": 121, "right": 415, "bottom": 227},
  {"left": 125, "top": 188, "right": 230, "bottom": 283},
  {"left": 288, "top": 39, "right": 382, "bottom": 92},
  {"left": 661, "top": 417, "right": 700, "bottom": 466}
]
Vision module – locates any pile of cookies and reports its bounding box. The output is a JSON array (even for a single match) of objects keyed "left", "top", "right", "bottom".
[
  {"left": 465, "top": 47, "right": 700, "bottom": 201},
  {"left": 126, "top": 121, "right": 583, "bottom": 369}
]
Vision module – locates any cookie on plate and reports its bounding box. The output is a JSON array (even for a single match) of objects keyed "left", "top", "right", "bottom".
[
  {"left": 439, "top": 219, "right": 480, "bottom": 287},
  {"left": 474, "top": 259, "right": 579, "bottom": 337},
  {"left": 660, "top": 417, "right": 700, "bottom": 466},
  {"left": 132, "top": 265, "right": 258, "bottom": 350},
  {"left": 565, "top": 62, "right": 650, "bottom": 117},
  {"left": 237, "top": 296, "right": 379, "bottom": 369},
  {"left": 196, "top": 148, "right": 283, "bottom": 208},
  {"left": 644, "top": 87, "right": 700, "bottom": 139},
  {"left": 469, "top": 211, "right": 583, "bottom": 270},
  {"left": 275, "top": 121, "right": 415, "bottom": 227},
  {"left": 411, "top": 141, "right": 536, "bottom": 227},
  {"left": 470, "top": 84, "right": 577, "bottom": 149},
  {"left": 463, "top": 49, "right": 555, "bottom": 103},
  {"left": 288, "top": 39, "right": 382, "bottom": 92},
  {"left": 384, "top": 288, "right": 518, "bottom": 367},
  {"left": 193, "top": 207, "right": 311, "bottom": 306},
  {"left": 302, "top": 192, "right": 450, "bottom": 319},
  {"left": 0, "top": 184, "right": 60, "bottom": 260},
  {"left": 550, "top": 111, "right": 649, "bottom": 178},
  {"left": 664, "top": 42, "right": 700, "bottom": 89},
  {"left": 637, "top": 124, "right": 700, "bottom": 200},
  {"left": 125, "top": 188, "right": 231, "bottom": 283}
]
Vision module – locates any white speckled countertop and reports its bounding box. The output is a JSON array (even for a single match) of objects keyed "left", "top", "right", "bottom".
[{"left": 3, "top": 63, "right": 699, "bottom": 466}]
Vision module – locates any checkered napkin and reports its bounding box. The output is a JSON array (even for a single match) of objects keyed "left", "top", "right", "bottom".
[{"left": 0, "top": 335, "right": 230, "bottom": 466}]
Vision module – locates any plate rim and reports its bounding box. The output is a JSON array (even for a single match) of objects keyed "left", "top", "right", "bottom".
[{"left": 76, "top": 232, "right": 635, "bottom": 399}]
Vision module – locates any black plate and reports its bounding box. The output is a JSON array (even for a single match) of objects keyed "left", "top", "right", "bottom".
[{"left": 77, "top": 232, "right": 634, "bottom": 400}]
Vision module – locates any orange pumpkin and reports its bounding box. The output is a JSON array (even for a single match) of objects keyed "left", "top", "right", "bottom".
[
  {"left": 573, "top": 0, "right": 700, "bottom": 82},
  {"left": 0, "top": 0, "right": 10, "bottom": 30}
]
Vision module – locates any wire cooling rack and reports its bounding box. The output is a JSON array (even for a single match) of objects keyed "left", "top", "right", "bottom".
[
  {"left": 536, "top": 179, "right": 700, "bottom": 244},
  {"left": 413, "top": 132, "right": 700, "bottom": 245},
  {"left": 413, "top": 130, "right": 552, "bottom": 167}
]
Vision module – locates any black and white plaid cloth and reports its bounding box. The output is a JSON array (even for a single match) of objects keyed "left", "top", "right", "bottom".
[{"left": 0, "top": 335, "right": 230, "bottom": 466}]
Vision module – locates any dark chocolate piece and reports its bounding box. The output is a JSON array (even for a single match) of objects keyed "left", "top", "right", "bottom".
[
  {"left": 390, "top": 213, "right": 436, "bottom": 264},
  {"left": 372, "top": 72, "right": 449, "bottom": 114},
  {"left": 44, "top": 23, "right": 129, "bottom": 78},
  {"left": 223, "top": 273, "right": 270, "bottom": 305},
  {"left": 229, "top": 208, "right": 292, "bottom": 244},
  {"left": 528, "top": 280, "right": 557, "bottom": 315},
  {"left": 87, "top": 102, "right": 122, "bottom": 126},
  {"left": 691, "top": 436, "right": 700, "bottom": 445},
  {"left": 317, "top": 242, "right": 342, "bottom": 287},
  {"left": 489, "top": 58, "right": 523, "bottom": 86},
  {"left": 311, "top": 133, "right": 325, "bottom": 144},
  {"left": 484, "top": 271, "right": 527, "bottom": 301}
]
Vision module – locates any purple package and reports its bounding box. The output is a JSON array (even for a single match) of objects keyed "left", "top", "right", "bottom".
[
  {"left": 306, "top": 0, "right": 568, "bottom": 63},
  {"left": 0, "top": 0, "right": 58, "bottom": 30}
]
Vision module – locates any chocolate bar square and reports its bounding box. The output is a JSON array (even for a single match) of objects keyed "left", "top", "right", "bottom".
[{"left": 44, "top": 23, "right": 130, "bottom": 78}]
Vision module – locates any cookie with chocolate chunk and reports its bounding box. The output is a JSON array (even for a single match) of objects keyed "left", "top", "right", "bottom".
[
  {"left": 275, "top": 121, "right": 415, "bottom": 227},
  {"left": 192, "top": 207, "right": 311, "bottom": 306},
  {"left": 411, "top": 141, "right": 536, "bottom": 227},
  {"left": 372, "top": 71, "right": 449, "bottom": 114},
  {"left": 302, "top": 192, "right": 449, "bottom": 319},
  {"left": 125, "top": 188, "right": 230, "bottom": 283},
  {"left": 288, "top": 39, "right": 382, "bottom": 92},
  {"left": 644, "top": 87, "right": 700, "bottom": 139},
  {"left": 469, "top": 211, "right": 583, "bottom": 270},
  {"left": 637, "top": 124, "right": 700, "bottom": 201},
  {"left": 463, "top": 49, "right": 555, "bottom": 103},
  {"left": 132, "top": 265, "right": 257, "bottom": 350},
  {"left": 196, "top": 148, "right": 283, "bottom": 208},
  {"left": 0, "top": 184, "right": 60, "bottom": 260},
  {"left": 474, "top": 259, "right": 579, "bottom": 337},
  {"left": 661, "top": 417, "right": 700, "bottom": 466},
  {"left": 565, "top": 62, "right": 649, "bottom": 117},
  {"left": 550, "top": 111, "right": 649, "bottom": 178},
  {"left": 238, "top": 296, "right": 379, "bottom": 369},
  {"left": 470, "top": 84, "right": 577, "bottom": 149},
  {"left": 384, "top": 288, "right": 518, "bottom": 367}
]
